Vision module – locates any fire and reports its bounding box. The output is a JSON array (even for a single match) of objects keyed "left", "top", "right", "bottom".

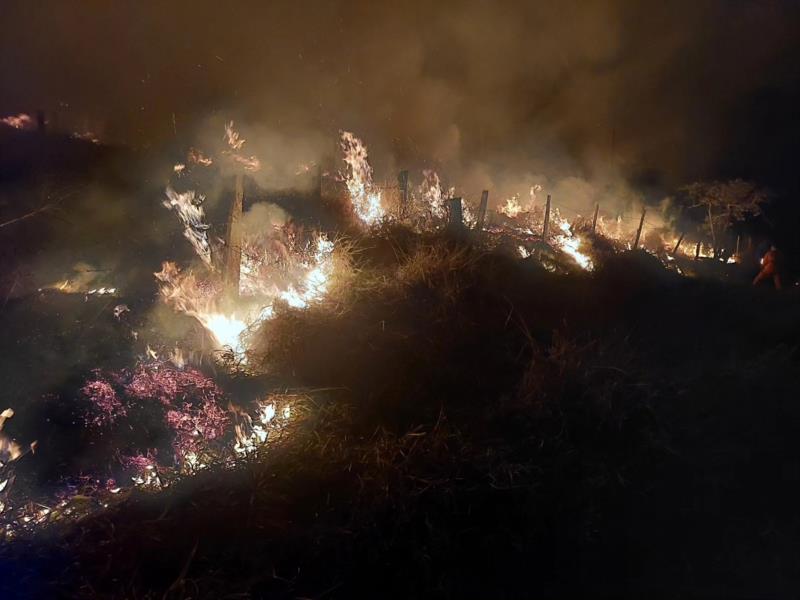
[
  {"left": 418, "top": 170, "right": 447, "bottom": 220},
  {"left": 162, "top": 186, "right": 213, "bottom": 265},
  {"left": 155, "top": 233, "right": 336, "bottom": 355},
  {"left": 552, "top": 213, "right": 593, "bottom": 271},
  {"left": 499, "top": 195, "right": 524, "bottom": 218},
  {"left": 71, "top": 131, "right": 101, "bottom": 144},
  {"left": 188, "top": 147, "right": 214, "bottom": 167},
  {"left": 0, "top": 409, "right": 23, "bottom": 466},
  {"left": 224, "top": 121, "right": 261, "bottom": 172},
  {"left": 232, "top": 396, "right": 296, "bottom": 456},
  {"left": 155, "top": 262, "right": 247, "bottom": 351},
  {"left": 0, "top": 113, "right": 34, "bottom": 130},
  {"left": 224, "top": 120, "right": 246, "bottom": 150},
  {"left": 278, "top": 235, "right": 335, "bottom": 309},
  {"left": 340, "top": 131, "right": 384, "bottom": 225}
]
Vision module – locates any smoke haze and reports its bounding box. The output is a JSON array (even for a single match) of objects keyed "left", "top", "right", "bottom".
[{"left": 2, "top": 0, "right": 800, "bottom": 203}]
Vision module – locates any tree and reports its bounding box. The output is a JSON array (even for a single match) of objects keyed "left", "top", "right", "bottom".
[{"left": 681, "top": 179, "right": 767, "bottom": 257}]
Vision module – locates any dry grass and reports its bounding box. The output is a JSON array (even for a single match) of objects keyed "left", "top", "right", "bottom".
[{"left": 3, "top": 230, "right": 800, "bottom": 599}]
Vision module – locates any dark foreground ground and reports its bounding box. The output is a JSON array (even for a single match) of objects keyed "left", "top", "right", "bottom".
[{"left": 1, "top": 230, "right": 799, "bottom": 600}]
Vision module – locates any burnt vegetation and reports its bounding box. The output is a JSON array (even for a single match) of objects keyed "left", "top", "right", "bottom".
[{"left": 2, "top": 214, "right": 800, "bottom": 598}]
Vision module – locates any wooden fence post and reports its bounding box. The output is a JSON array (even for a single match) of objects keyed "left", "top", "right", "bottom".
[
  {"left": 36, "top": 109, "right": 46, "bottom": 134},
  {"left": 448, "top": 197, "right": 464, "bottom": 233},
  {"left": 542, "top": 194, "right": 551, "bottom": 239},
  {"left": 476, "top": 190, "right": 489, "bottom": 231},
  {"left": 633, "top": 208, "right": 646, "bottom": 249},
  {"left": 397, "top": 170, "right": 409, "bottom": 218},
  {"left": 591, "top": 203, "right": 599, "bottom": 233},
  {"left": 695, "top": 241, "right": 701, "bottom": 260},
  {"left": 224, "top": 174, "right": 244, "bottom": 298}
]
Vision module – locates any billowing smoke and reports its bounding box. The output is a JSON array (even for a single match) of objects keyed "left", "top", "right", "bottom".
[{"left": 2, "top": 1, "right": 799, "bottom": 211}]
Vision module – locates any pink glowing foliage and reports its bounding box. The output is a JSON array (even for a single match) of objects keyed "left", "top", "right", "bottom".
[
  {"left": 84, "top": 363, "right": 229, "bottom": 467},
  {"left": 125, "top": 364, "right": 225, "bottom": 407},
  {"left": 121, "top": 452, "right": 158, "bottom": 472},
  {"left": 165, "top": 398, "right": 229, "bottom": 459},
  {"left": 80, "top": 374, "right": 127, "bottom": 428}
]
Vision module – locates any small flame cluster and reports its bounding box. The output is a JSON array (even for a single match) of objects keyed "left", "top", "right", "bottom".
[{"left": 0, "top": 113, "right": 34, "bottom": 130}]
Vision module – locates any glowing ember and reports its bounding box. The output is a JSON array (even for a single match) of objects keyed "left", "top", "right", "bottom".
[{"left": 340, "top": 131, "right": 384, "bottom": 225}]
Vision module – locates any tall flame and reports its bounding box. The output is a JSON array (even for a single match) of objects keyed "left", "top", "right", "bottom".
[
  {"left": 340, "top": 131, "right": 384, "bottom": 225},
  {"left": 418, "top": 170, "right": 447, "bottom": 220}
]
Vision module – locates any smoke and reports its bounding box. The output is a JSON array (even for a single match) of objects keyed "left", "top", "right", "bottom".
[
  {"left": 240, "top": 201, "right": 289, "bottom": 237},
  {"left": 1, "top": 0, "right": 799, "bottom": 210}
]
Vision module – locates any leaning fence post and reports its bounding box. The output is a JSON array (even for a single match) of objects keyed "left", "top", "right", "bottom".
[
  {"left": 591, "top": 203, "right": 599, "bottom": 233},
  {"left": 476, "top": 190, "right": 489, "bottom": 231},
  {"left": 542, "top": 194, "right": 551, "bottom": 239},
  {"left": 672, "top": 232, "right": 685, "bottom": 256},
  {"left": 695, "top": 241, "right": 701, "bottom": 260},
  {"left": 633, "top": 208, "right": 646, "bottom": 249}
]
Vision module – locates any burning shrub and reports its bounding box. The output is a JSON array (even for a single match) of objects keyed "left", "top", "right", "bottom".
[
  {"left": 80, "top": 375, "right": 126, "bottom": 428},
  {"left": 77, "top": 362, "right": 231, "bottom": 476}
]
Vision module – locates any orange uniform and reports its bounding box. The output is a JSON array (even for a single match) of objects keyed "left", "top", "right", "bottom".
[{"left": 753, "top": 247, "right": 783, "bottom": 290}]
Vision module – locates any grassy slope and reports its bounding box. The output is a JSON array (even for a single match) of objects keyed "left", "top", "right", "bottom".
[{"left": 2, "top": 229, "right": 800, "bottom": 599}]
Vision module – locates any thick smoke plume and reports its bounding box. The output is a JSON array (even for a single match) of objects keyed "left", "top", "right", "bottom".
[{"left": 2, "top": 1, "right": 799, "bottom": 206}]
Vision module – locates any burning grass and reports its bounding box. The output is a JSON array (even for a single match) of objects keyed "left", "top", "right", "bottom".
[{"left": 2, "top": 187, "right": 798, "bottom": 597}]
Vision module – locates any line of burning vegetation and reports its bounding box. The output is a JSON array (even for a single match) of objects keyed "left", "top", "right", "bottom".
[{"left": 0, "top": 355, "right": 309, "bottom": 540}]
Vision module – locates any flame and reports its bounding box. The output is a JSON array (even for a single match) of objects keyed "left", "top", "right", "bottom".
[
  {"left": 340, "top": 131, "right": 384, "bottom": 225},
  {"left": 169, "top": 347, "right": 186, "bottom": 369},
  {"left": 224, "top": 120, "right": 246, "bottom": 150},
  {"left": 188, "top": 147, "right": 213, "bottom": 167},
  {"left": 418, "top": 170, "right": 447, "bottom": 220},
  {"left": 0, "top": 408, "right": 23, "bottom": 465},
  {"left": 551, "top": 213, "right": 593, "bottom": 271},
  {"left": 231, "top": 153, "right": 261, "bottom": 172},
  {"left": 278, "top": 235, "right": 335, "bottom": 309},
  {"left": 0, "top": 113, "right": 34, "bottom": 130},
  {"left": 224, "top": 121, "right": 261, "bottom": 172},
  {"left": 71, "top": 131, "right": 101, "bottom": 144},
  {"left": 499, "top": 195, "right": 524, "bottom": 218},
  {"left": 155, "top": 234, "right": 335, "bottom": 355},
  {"left": 155, "top": 262, "right": 247, "bottom": 351},
  {"left": 163, "top": 186, "right": 212, "bottom": 265}
]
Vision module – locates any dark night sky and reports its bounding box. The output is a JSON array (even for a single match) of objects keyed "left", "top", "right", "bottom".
[{"left": 1, "top": 1, "right": 800, "bottom": 225}]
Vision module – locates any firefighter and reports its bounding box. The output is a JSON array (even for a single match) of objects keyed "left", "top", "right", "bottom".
[{"left": 753, "top": 245, "right": 783, "bottom": 290}]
